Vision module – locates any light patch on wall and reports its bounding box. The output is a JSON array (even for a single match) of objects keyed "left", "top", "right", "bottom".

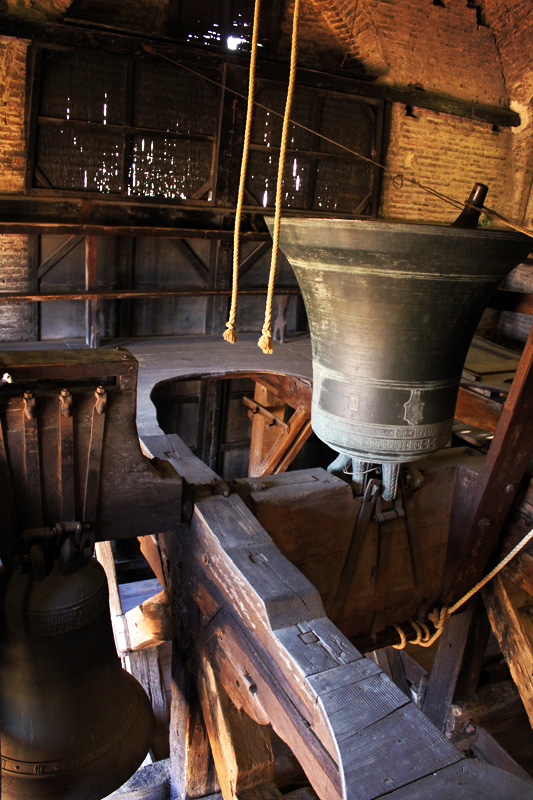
[
  {"left": 510, "top": 101, "right": 529, "bottom": 134},
  {"left": 227, "top": 36, "right": 247, "bottom": 50}
]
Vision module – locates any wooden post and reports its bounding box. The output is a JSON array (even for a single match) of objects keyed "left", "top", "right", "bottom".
[
  {"left": 85, "top": 235, "right": 100, "bottom": 348},
  {"left": 169, "top": 648, "right": 218, "bottom": 800},
  {"left": 248, "top": 383, "right": 287, "bottom": 477},
  {"left": 444, "top": 323, "right": 533, "bottom": 605},
  {"left": 118, "top": 236, "right": 135, "bottom": 337},
  {"left": 483, "top": 574, "right": 533, "bottom": 727},
  {"left": 423, "top": 596, "right": 490, "bottom": 731},
  {"left": 194, "top": 648, "right": 281, "bottom": 800}
]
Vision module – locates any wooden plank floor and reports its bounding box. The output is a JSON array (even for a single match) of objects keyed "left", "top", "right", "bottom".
[{"left": 0, "top": 332, "right": 514, "bottom": 439}]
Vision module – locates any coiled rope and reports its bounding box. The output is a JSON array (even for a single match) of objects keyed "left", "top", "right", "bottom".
[
  {"left": 392, "top": 525, "right": 533, "bottom": 649},
  {"left": 257, "top": 0, "right": 301, "bottom": 355},
  {"left": 223, "top": 0, "right": 262, "bottom": 344}
]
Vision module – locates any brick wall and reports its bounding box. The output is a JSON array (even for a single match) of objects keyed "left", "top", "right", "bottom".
[
  {"left": 5, "top": 0, "right": 73, "bottom": 20},
  {"left": 302, "top": 0, "right": 521, "bottom": 225},
  {"left": 0, "top": 36, "right": 35, "bottom": 341},
  {"left": 0, "top": 37, "right": 27, "bottom": 193},
  {"left": 381, "top": 106, "right": 515, "bottom": 224},
  {"left": 482, "top": 0, "right": 533, "bottom": 223},
  {"left": 0, "top": 234, "right": 35, "bottom": 341}
]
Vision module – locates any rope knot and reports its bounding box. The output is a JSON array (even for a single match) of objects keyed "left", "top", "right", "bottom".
[
  {"left": 428, "top": 606, "right": 450, "bottom": 632},
  {"left": 393, "top": 173, "right": 404, "bottom": 189},
  {"left": 223, "top": 321, "right": 238, "bottom": 344},
  {"left": 258, "top": 325, "right": 274, "bottom": 355}
]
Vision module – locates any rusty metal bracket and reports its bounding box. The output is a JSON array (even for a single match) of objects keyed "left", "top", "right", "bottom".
[
  {"left": 59, "top": 389, "right": 76, "bottom": 524},
  {"left": 22, "top": 391, "right": 44, "bottom": 531},
  {"left": 372, "top": 493, "right": 405, "bottom": 524},
  {"left": 0, "top": 415, "right": 18, "bottom": 564},
  {"left": 400, "top": 468, "right": 427, "bottom": 595},
  {"left": 243, "top": 395, "right": 289, "bottom": 430},
  {"left": 329, "top": 477, "right": 381, "bottom": 621},
  {"left": 82, "top": 387, "right": 107, "bottom": 554}
]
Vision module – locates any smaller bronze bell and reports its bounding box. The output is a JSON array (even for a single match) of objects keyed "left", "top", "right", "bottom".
[{"left": 0, "top": 557, "right": 155, "bottom": 800}]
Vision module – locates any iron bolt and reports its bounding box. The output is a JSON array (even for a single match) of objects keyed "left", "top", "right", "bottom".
[
  {"left": 505, "top": 483, "right": 515, "bottom": 493},
  {"left": 477, "top": 517, "right": 491, "bottom": 529}
]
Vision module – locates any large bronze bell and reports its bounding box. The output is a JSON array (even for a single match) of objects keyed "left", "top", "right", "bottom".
[
  {"left": 275, "top": 218, "right": 530, "bottom": 465},
  {"left": 0, "top": 557, "right": 154, "bottom": 799}
]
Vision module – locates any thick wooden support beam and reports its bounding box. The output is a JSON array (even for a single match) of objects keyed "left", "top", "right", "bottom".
[
  {"left": 178, "top": 491, "right": 533, "bottom": 799},
  {"left": 254, "top": 407, "right": 312, "bottom": 477},
  {"left": 504, "top": 548, "right": 533, "bottom": 596},
  {"left": 169, "top": 652, "right": 218, "bottom": 800},
  {"left": 423, "top": 597, "right": 490, "bottom": 731},
  {"left": 237, "top": 469, "right": 358, "bottom": 620},
  {"left": 138, "top": 534, "right": 170, "bottom": 590},
  {"left": 447, "top": 680, "right": 526, "bottom": 738},
  {"left": 0, "top": 288, "right": 300, "bottom": 302},
  {"left": 444, "top": 323, "right": 533, "bottom": 605},
  {"left": 247, "top": 384, "right": 288, "bottom": 477},
  {"left": 85, "top": 235, "right": 100, "bottom": 348},
  {"left": 455, "top": 386, "right": 502, "bottom": 433},
  {"left": 483, "top": 574, "right": 533, "bottom": 727},
  {"left": 194, "top": 649, "right": 282, "bottom": 800},
  {"left": 490, "top": 289, "right": 533, "bottom": 316},
  {"left": 126, "top": 648, "right": 171, "bottom": 761},
  {"left": 124, "top": 590, "right": 172, "bottom": 651},
  {"left": 182, "top": 492, "right": 474, "bottom": 800}
]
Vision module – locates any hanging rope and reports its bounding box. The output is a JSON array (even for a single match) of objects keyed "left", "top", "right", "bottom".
[
  {"left": 392, "top": 525, "right": 533, "bottom": 650},
  {"left": 257, "top": 0, "right": 301, "bottom": 355},
  {"left": 223, "top": 0, "right": 262, "bottom": 344}
]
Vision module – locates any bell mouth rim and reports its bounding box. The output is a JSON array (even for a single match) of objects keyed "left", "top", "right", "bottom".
[{"left": 266, "top": 216, "right": 529, "bottom": 242}]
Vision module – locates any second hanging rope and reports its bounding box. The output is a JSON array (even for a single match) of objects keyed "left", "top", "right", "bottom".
[{"left": 257, "top": 0, "right": 301, "bottom": 355}]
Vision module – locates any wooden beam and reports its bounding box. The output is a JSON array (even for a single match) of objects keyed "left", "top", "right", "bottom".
[
  {"left": 126, "top": 647, "right": 171, "bottom": 761},
  {"left": 254, "top": 407, "right": 313, "bottom": 477},
  {"left": 85, "top": 235, "right": 100, "bottom": 348},
  {"left": 455, "top": 386, "right": 503, "bottom": 433},
  {"left": 118, "top": 236, "right": 135, "bottom": 337},
  {"left": 448, "top": 680, "right": 526, "bottom": 737},
  {"left": 37, "top": 235, "right": 85, "bottom": 280},
  {"left": 194, "top": 648, "right": 282, "bottom": 800},
  {"left": 367, "top": 647, "right": 411, "bottom": 698},
  {"left": 174, "top": 238, "right": 209, "bottom": 283},
  {"left": 483, "top": 574, "right": 533, "bottom": 726},
  {"left": 248, "top": 383, "right": 288, "bottom": 477},
  {"left": 443, "top": 322, "right": 533, "bottom": 605},
  {"left": 123, "top": 590, "right": 172, "bottom": 651},
  {"left": 469, "top": 725, "right": 533, "bottom": 783},
  {"left": 169, "top": 654, "right": 219, "bottom": 800},
  {"left": 239, "top": 242, "right": 272, "bottom": 279},
  {"left": 0, "top": 14, "right": 520, "bottom": 127},
  {"left": 423, "top": 597, "right": 489, "bottom": 731},
  {"left": 178, "top": 490, "right": 533, "bottom": 800},
  {"left": 490, "top": 289, "right": 533, "bottom": 316},
  {"left": 503, "top": 548, "right": 533, "bottom": 596},
  {"left": 0, "top": 288, "right": 300, "bottom": 302},
  {"left": 253, "top": 375, "right": 313, "bottom": 416}
]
